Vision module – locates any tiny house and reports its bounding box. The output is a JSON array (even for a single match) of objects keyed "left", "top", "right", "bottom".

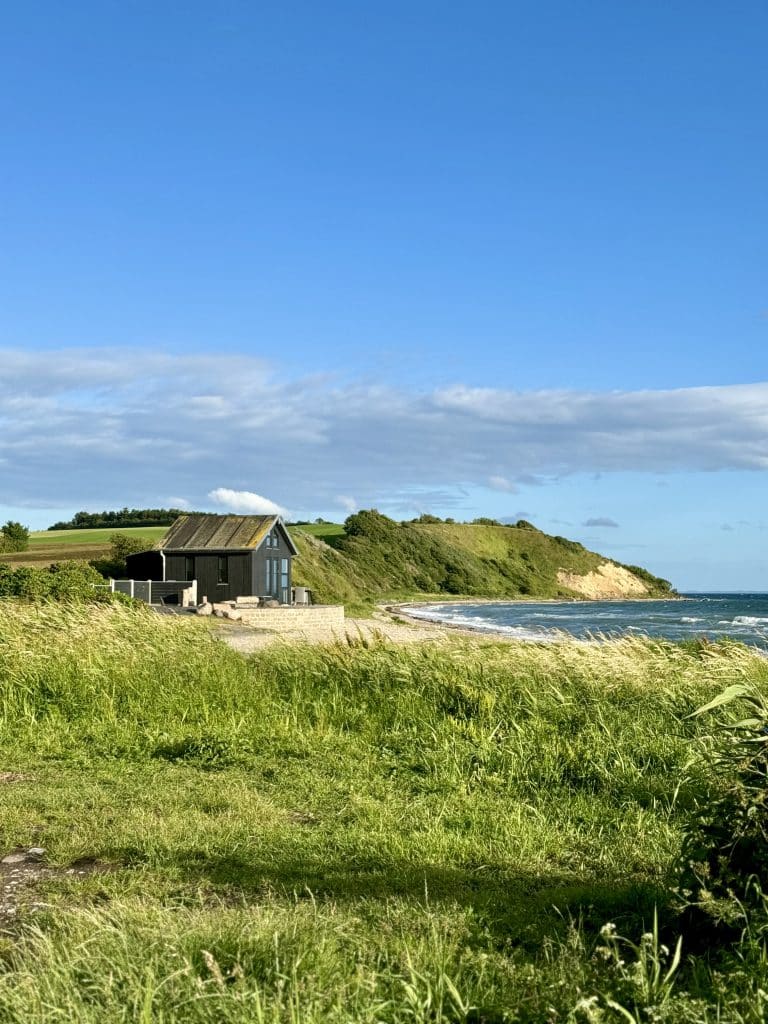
[{"left": 125, "top": 514, "right": 299, "bottom": 604}]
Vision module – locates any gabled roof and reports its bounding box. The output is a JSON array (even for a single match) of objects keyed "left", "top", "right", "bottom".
[{"left": 159, "top": 514, "right": 298, "bottom": 554}]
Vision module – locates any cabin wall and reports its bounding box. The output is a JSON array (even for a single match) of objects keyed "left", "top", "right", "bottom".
[
  {"left": 164, "top": 552, "right": 252, "bottom": 603},
  {"left": 127, "top": 533, "right": 296, "bottom": 605}
]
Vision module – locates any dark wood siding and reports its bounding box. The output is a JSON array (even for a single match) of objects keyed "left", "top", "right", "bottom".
[{"left": 164, "top": 552, "right": 250, "bottom": 602}]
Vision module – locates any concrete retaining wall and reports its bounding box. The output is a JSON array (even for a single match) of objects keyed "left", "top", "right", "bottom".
[{"left": 238, "top": 605, "right": 345, "bottom": 631}]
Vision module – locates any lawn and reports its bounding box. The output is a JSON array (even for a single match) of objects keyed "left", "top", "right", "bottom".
[{"left": 0, "top": 602, "right": 767, "bottom": 1021}]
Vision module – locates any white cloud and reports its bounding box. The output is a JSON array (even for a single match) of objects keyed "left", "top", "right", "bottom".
[
  {"left": 583, "top": 517, "right": 620, "bottom": 528},
  {"left": 335, "top": 495, "right": 358, "bottom": 513},
  {"left": 0, "top": 348, "right": 767, "bottom": 514},
  {"left": 488, "top": 475, "right": 516, "bottom": 492},
  {"left": 208, "top": 488, "right": 287, "bottom": 516}
]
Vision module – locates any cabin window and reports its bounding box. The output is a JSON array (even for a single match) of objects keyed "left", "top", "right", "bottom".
[
  {"left": 184, "top": 556, "right": 195, "bottom": 581},
  {"left": 281, "top": 558, "right": 289, "bottom": 591},
  {"left": 217, "top": 556, "right": 228, "bottom": 585}
]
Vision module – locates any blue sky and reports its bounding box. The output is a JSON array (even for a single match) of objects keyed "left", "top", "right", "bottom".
[{"left": 0, "top": 2, "right": 766, "bottom": 589}]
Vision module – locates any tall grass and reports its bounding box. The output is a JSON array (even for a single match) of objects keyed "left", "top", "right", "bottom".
[{"left": 0, "top": 602, "right": 767, "bottom": 1021}]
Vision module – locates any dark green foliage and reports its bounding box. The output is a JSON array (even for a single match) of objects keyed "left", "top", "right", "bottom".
[
  {"left": 152, "top": 735, "right": 237, "bottom": 769},
  {"left": 0, "top": 520, "right": 30, "bottom": 552},
  {"left": 553, "top": 535, "right": 586, "bottom": 552},
  {"left": 339, "top": 512, "right": 492, "bottom": 597},
  {"left": 678, "top": 685, "right": 768, "bottom": 930},
  {"left": 291, "top": 511, "right": 675, "bottom": 606},
  {"left": 0, "top": 560, "right": 108, "bottom": 600},
  {"left": 91, "top": 532, "right": 152, "bottom": 578},
  {"left": 470, "top": 516, "right": 502, "bottom": 526},
  {"left": 622, "top": 563, "right": 675, "bottom": 594},
  {"left": 49, "top": 507, "right": 200, "bottom": 530}
]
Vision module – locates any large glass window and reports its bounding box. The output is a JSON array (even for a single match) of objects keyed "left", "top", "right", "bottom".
[
  {"left": 217, "top": 557, "right": 228, "bottom": 584},
  {"left": 184, "top": 556, "right": 195, "bottom": 581},
  {"left": 281, "top": 558, "right": 289, "bottom": 592}
]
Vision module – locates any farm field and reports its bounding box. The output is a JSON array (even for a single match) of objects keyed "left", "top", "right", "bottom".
[
  {"left": 1, "top": 600, "right": 767, "bottom": 1021},
  {"left": 29, "top": 526, "right": 168, "bottom": 547},
  {"left": 0, "top": 527, "right": 168, "bottom": 568}
]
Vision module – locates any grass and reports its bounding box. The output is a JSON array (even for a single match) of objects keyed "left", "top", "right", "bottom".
[
  {"left": 291, "top": 513, "right": 672, "bottom": 611},
  {"left": 0, "top": 601, "right": 767, "bottom": 1020},
  {"left": 290, "top": 523, "right": 347, "bottom": 545},
  {"left": 28, "top": 526, "right": 168, "bottom": 547},
  {"left": 0, "top": 528, "right": 169, "bottom": 568}
]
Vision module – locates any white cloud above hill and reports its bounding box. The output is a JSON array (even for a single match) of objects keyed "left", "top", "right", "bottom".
[
  {"left": 208, "top": 488, "right": 287, "bottom": 516},
  {"left": 1, "top": 348, "right": 767, "bottom": 514}
]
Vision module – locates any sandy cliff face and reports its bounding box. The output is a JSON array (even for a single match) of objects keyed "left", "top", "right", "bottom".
[{"left": 557, "top": 562, "right": 650, "bottom": 599}]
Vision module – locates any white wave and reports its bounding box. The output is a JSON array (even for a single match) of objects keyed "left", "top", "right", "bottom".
[
  {"left": 405, "top": 605, "right": 565, "bottom": 641},
  {"left": 680, "top": 617, "right": 703, "bottom": 623},
  {"left": 732, "top": 616, "right": 768, "bottom": 626}
]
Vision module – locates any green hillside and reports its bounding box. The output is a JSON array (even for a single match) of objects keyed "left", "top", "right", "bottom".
[
  {"left": 290, "top": 511, "right": 673, "bottom": 610},
  {"left": 2, "top": 513, "right": 673, "bottom": 608}
]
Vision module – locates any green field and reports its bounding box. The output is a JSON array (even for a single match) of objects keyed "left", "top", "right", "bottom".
[
  {"left": 0, "top": 601, "right": 766, "bottom": 1021},
  {"left": 28, "top": 526, "right": 168, "bottom": 547},
  {"left": 290, "top": 522, "right": 346, "bottom": 544}
]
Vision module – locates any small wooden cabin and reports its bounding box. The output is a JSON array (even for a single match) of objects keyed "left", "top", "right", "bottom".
[{"left": 125, "top": 514, "right": 299, "bottom": 604}]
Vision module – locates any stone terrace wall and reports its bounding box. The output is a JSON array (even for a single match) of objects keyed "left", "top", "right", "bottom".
[{"left": 237, "top": 605, "right": 345, "bottom": 632}]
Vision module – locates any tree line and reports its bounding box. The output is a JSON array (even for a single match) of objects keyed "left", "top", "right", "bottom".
[{"left": 48, "top": 508, "right": 200, "bottom": 530}]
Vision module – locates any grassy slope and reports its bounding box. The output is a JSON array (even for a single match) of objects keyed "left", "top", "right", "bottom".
[
  {"left": 3, "top": 519, "right": 672, "bottom": 607},
  {"left": 291, "top": 518, "right": 673, "bottom": 609},
  {"left": 0, "top": 602, "right": 765, "bottom": 1021}
]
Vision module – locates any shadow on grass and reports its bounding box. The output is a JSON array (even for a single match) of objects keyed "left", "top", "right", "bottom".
[{"left": 153, "top": 849, "right": 670, "bottom": 947}]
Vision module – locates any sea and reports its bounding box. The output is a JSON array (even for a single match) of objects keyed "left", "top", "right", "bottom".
[{"left": 406, "top": 594, "right": 768, "bottom": 649}]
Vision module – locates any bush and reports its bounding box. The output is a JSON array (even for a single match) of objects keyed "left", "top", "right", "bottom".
[
  {"left": 91, "top": 532, "right": 151, "bottom": 578},
  {"left": 678, "top": 684, "right": 768, "bottom": 930},
  {"left": 0, "top": 520, "right": 29, "bottom": 552},
  {"left": 0, "top": 560, "right": 108, "bottom": 600}
]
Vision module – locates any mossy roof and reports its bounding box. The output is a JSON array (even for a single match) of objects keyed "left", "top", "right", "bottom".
[{"left": 159, "top": 515, "right": 297, "bottom": 554}]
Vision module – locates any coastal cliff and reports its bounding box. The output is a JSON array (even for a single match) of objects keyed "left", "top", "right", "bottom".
[{"left": 290, "top": 511, "right": 673, "bottom": 611}]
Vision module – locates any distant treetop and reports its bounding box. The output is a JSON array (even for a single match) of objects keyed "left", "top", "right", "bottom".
[{"left": 48, "top": 508, "right": 201, "bottom": 530}]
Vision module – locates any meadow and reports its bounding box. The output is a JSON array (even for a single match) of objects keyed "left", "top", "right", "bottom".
[
  {"left": 1, "top": 601, "right": 767, "bottom": 1021},
  {"left": 0, "top": 528, "right": 169, "bottom": 569}
]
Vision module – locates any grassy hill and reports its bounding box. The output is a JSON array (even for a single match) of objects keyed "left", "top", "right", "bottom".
[
  {"left": 0, "top": 601, "right": 765, "bottom": 1020},
  {"left": 1, "top": 515, "right": 673, "bottom": 608},
  {"left": 290, "top": 512, "right": 674, "bottom": 610}
]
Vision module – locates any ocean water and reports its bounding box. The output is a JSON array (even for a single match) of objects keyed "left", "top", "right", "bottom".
[{"left": 406, "top": 594, "right": 768, "bottom": 648}]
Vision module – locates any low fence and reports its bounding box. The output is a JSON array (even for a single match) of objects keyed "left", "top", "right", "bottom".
[{"left": 110, "top": 580, "right": 198, "bottom": 606}]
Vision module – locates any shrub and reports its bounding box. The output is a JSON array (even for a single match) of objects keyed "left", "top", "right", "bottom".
[
  {"left": 677, "top": 684, "right": 768, "bottom": 930},
  {"left": 91, "top": 532, "right": 151, "bottom": 578},
  {"left": 0, "top": 520, "right": 29, "bottom": 552},
  {"left": 0, "top": 560, "right": 107, "bottom": 601}
]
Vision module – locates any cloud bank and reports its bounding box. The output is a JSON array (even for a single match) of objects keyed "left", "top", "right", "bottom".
[
  {"left": 208, "top": 488, "right": 287, "bottom": 516},
  {"left": 1, "top": 348, "right": 766, "bottom": 513}
]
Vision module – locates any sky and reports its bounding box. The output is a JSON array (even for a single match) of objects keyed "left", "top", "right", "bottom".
[{"left": 0, "top": 1, "right": 766, "bottom": 590}]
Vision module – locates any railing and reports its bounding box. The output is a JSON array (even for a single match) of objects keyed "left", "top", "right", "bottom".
[{"left": 110, "top": 579, "right": 198, "bottom": 606}]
